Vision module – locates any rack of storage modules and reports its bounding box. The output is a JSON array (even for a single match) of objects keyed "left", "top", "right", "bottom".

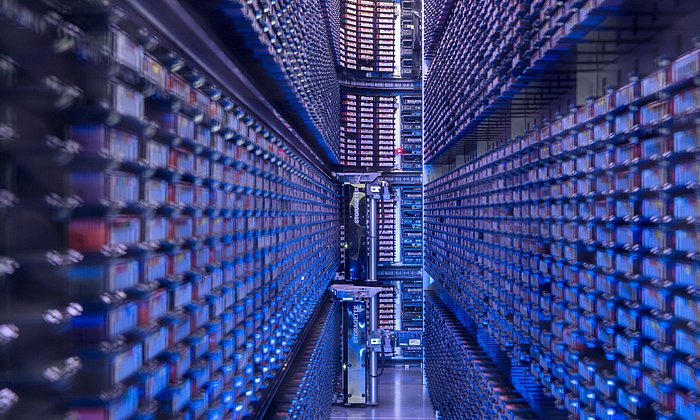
[
  {"left": 339, "top": 93, "right": 397, "bottom": 168},
  {"left": 400, "top": 187, "right": 422, "bottom": 265},
  {"left": 400, "top": 95, "right": 422, "bottom": 171},
  {"left": 339, "top": 204, "right": 347, "bottom": 273},
  {"left": 399, "top": 0, "right": 413, "bottom": 77},
  {"left": 377, "top": 266, "right": 423, "bottom": 360},
  {"left": 0, "top": 1, "right": 341, "bottom": 418},
  {"left": 334, "top": 0, "right": 424, "bottom": 364},
  {"left": 339, "top": 93, "right": 360, "bottom": 167},
  {"left": 377, "top": 191, "right": 396, "bottom": 265},
  {"left": 425, "top": 45, "right": 700, "bottom": 420},
  {"left": 425, "top": 290, "right": 542, "bottom": 419},
  {"left": 423, "top": 0, "right": 700, "bottom": 163},
  {"left": 399, "top": 0, "right": 419, "bottom": 78},
  {"left": 267, "top": 295, "right": 341, "bottom": 420},
  {"left": 423, "top": 0, "right": 455, "bottom": 63},
  {"left": 338, "top": 0, "right": 396, "bottom": 75},
  {"left": 376, "top": 285, "right": 397, "bottom": 332},
  {"left": 399, "top": 278, "right": 423, "bottom": 359},
  {"left": 195, "top": 0, "right": 341, "bottom": 163}
]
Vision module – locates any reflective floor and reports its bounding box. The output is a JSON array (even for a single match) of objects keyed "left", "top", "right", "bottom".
[{"left": 330, "top": 365, "right": 436, "bottom": 419}]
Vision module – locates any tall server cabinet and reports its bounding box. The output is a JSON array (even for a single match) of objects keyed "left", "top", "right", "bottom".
[{"left": 334, "top": 0, "right": 425, "bottom": 362}]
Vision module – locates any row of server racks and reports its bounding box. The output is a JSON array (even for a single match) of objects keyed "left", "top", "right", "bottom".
[
  {"left": 336, "top": 0, "right": 425, "bottom": 362},
  {"left": 0, "top": 0, "right": 344, "bottom": 418},
  {"left": 423, "top": 0, "right": 700, "bottom": 420},
  {"left": 338, "top": 0, "right": 396, "bottom": 75}
]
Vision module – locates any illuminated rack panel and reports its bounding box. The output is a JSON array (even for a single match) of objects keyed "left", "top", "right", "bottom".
[
  {"left": 423, "top": 0, "right": 698, "bottom": 163},
  {"left": 339, "top": 0, "right": 396, "bottom": 75},
  {"left": 400, "top": 188, "right": 422, "bottom": 265},
  {"left": 0, "top": 2, "right": 340, "bottom": 418},
  {"left": 425, "top": 291, "right": 540, "bottom": 419},
  {"left": 398, "top": 187, "right": 423, "bottom": 358},
  {"left": 378, "top": 193, "right": 396, "bottom": 265},
  {"left": 206, "top": 0, "right": 341, "bottom": 163},
  {"left": 425, "top": 47, "right": 700, "bottom": 420},
  {"left": 339, "top": 93, "right": 397, "bottom": 168},
  {"left": 340, "top": 211, "right": 347, "bottom": 270},
  {"left": 400, "top": 95, "right": 422, "bottom": 171},
  {"left": 399, "top": 0, "right": 418, "bottom": 77},
  {"left": 376, "top": 267, "right": 422, "bottom": 356},
  {"left": 377, "top": 285, "right": 396, "bottom": 330},
  {"left": 267, "top": 296, "right": 341, "bottom": 419},
  {"left": 424, "top": 0, "right": 528, "bottom": 162},
  {"left": 401, "top": 280, "right": 423, "bottom": 332},
  {"left": 400, "top": 279, "right": 423, "bottom": 359}
]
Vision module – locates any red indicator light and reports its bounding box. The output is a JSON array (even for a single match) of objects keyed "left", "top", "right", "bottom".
[{"left": 395, "top": 147, "right": 403, "bottom": 154}]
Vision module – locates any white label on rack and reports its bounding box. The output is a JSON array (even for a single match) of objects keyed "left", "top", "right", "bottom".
[
  {"left": 109, "top": 260, "right": 139, "bottom": 291},
  {"left": 114, "top": 84, "right": 144, "bottom": 119},
  {"left": 145, "top": 179, "right": 168, "bottom": 204},
  {"left": 109, "top": 173, "right": 139, "bottom": 202},
  {"left": 109, "top": 129, "right": 139, "bottom": 161},
  {"left": 113, "top": 343, "right": 143, "bottom": 384},
  {"left": 146, "top": 141, "right": 168, "bottom": 168},
  {"left": 109, "top": 217, "right": 140, "bottom": 245},
  {"left": 146, "top": 218, "right": 167, "bottom": 242},
  {"left": 114, "top": 30, "right": 143, "bottom": 71}
]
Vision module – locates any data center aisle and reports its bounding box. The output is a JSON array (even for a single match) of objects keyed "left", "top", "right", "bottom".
[{"left": 330, "top": 366, "right": 436, "bottom": 419}]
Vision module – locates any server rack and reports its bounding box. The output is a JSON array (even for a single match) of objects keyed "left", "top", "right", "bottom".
[
  {"left": 339, "top": 0, "right": 396, "bottom": 75},
  {"left": 377, "top": 192, "right": 396, "bottom": 265},
  {"left": 424, "top": 0, "right": 700, "bottom": 164},
  {"left": 335, "top": 0, "right": 425, "bottom": 364},
  {"left": 266, "top": 295, "right": 342, "bottom": 419},
  {"left": 339, "top": 93, "right": 397, "bottom": 168},
  {"left": 400, "top": 95, "right": 423, "bottom": 171},
  {"left": 425, "top": 290, "right": 548, "bottom": 419},
  {"left": 400, "top": 187, "right": 423, "bottom": 265},
  {"left": 199, "top": 0, "right": 341, "bottom": 163},
  {"left": 376, "top": 286, "right": 397, "bottom": 332},
  {"left": 424, "top": 1, "right": 700, "bottom": 417},
  {"left": 399, "top": 0, "right": 416, "bottom": 77},
  {"left": 0, "top": 1, "right": 341, "bottom": 418}
]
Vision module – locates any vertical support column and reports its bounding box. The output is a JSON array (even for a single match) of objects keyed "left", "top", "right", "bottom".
[
  {"left": 368, "top": 293, "right": 378, "bottom": 405},
  {"left": 367, "top": 194, "right": 378, "bottom": 405},
  {"left": 368, "top": 195, "right": 378, "bottom": 282}
]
